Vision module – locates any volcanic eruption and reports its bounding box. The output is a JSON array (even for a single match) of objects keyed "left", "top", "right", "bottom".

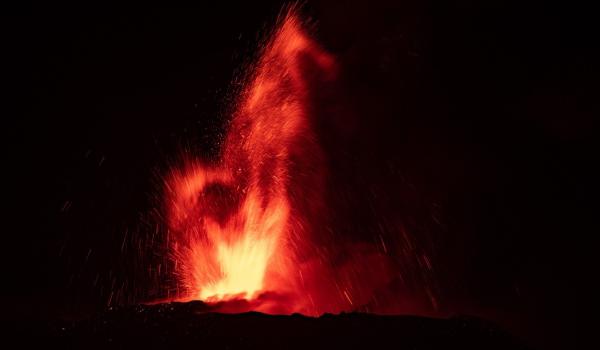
[
  {"left": 3, "top": 2, "right": 572, "bottom": 348},
  {"left": 161, "top": 8, "right": 418, "bottom": 315}
]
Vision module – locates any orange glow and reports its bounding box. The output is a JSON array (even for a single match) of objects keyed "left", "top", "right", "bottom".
[
  {"left": 164, "top": 10, "right": 334, "bottom": 313},
  {"left": 198, "top": 193, "right": 288, "bottom": 301},
  {"left": 161, "top": 8, "right": 414, "bottom": 315}
]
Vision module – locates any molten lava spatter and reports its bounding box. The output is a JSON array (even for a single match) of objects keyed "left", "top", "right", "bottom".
[
  {"left": 165, "top": 11, "right": 336, "bottom": 314},
  {"left": 162, "top": 9, "right": 427, "bottom": 316}
]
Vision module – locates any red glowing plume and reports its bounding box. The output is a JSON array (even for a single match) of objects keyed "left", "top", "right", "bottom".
[{"left": 162, "top": 9, "right": 411, "bottom": 315}]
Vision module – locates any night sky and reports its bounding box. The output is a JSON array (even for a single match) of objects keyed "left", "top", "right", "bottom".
[{"left": 2, "top": 1, "right": 585, "bottom": 349}]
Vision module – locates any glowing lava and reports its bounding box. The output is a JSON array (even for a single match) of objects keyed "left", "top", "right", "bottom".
[
  {"left": 161, "top": 8, "right": 427, "bottom": 316},
  {"left": 164, "top": 10, "right": 335, "bottom": 313}
]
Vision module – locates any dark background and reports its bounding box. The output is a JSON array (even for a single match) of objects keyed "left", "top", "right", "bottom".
[{"left": 1, "top": 1, "right": 586, "bottom": 349}]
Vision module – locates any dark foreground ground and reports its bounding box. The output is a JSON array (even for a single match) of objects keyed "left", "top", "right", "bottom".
[{"left": 6, "top": 301, "right": 529, "bottom": 349}]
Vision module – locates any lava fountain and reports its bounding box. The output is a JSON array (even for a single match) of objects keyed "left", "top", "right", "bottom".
[{"left": 162, "top": 8, "right": 417, "bottom": 315}]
